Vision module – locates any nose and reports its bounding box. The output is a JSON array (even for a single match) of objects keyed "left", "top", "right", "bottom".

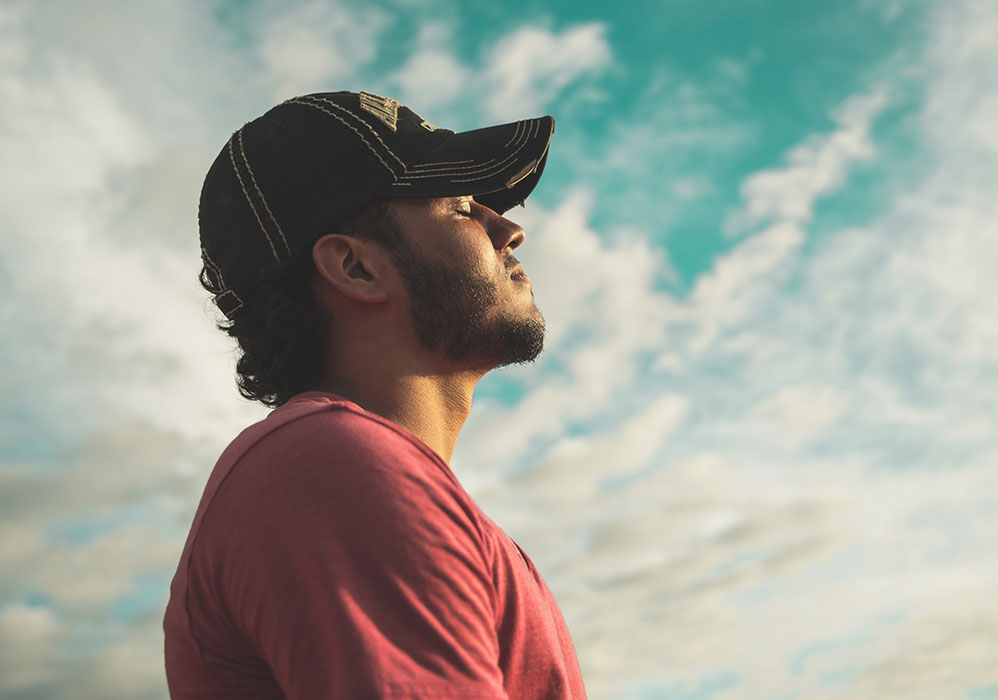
[{"left": 478, "top": 201, "right": 525, "bottom": 252}]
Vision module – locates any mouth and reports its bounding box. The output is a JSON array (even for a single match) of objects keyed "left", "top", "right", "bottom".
[{"left": 509, "top": 264, "right": 529, "bottom": 282}]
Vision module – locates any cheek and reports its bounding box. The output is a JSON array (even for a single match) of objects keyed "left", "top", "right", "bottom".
[{"left": 450, "top": 233, "right": 499, "bottom": 275}]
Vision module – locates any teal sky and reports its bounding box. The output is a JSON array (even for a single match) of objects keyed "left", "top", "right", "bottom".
[{"left": 2, "top": 0, "right": 997, "bottom": 698}]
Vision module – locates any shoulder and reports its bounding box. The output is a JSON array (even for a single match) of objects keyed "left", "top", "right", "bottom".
[
  {"left": 253, "top": 393, "right": 447, "bottom": 484},
  {"left": 194, "top": 392, "right": 491, "bottom": 568},
  {"left": 206, "top": 392, "right": 466, "bottom": 523}
]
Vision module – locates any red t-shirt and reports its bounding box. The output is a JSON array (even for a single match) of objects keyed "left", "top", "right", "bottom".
[{"left": 163, "top": 392, "right": 587, "bottom": 699}]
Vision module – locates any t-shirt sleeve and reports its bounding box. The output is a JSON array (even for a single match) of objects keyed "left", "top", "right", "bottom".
[{"left": 188, "top": 410, "right": 508, "bottom": 700}]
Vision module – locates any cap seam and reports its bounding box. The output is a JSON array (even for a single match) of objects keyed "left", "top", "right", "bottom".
[
  {"left": 284, "top": 98, "right": 402, "bottom": 179},
  {"left": 227, "top": 133, "right": 283, "bottom": 262},
  {"left": 201, "top": 247, "right": 227, "bottom": 287},
  {"left": 293, "top": 95, "right": 407, "bottom": 173},
  {"left": 236, "top": 130, "right": 292, "bottom": 259}
]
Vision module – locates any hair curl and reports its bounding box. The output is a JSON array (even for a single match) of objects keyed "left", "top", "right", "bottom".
[{"left": 200, "top": 200, "right": 406, "bottom": 407}]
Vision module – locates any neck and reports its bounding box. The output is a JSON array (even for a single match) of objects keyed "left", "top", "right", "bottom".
[{"left": 317, "top": 365, "right": 484, "bottom": 465}]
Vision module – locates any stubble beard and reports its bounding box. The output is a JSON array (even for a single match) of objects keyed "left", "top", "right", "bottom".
[{"left": 393, "top": 251, "right": 545, "bottom": 369}]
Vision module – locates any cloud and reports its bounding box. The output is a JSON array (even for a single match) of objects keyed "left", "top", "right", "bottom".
[
  {"left": 554, "top": 66, "right": 754, "bottom": 236},
  {"left": 3, "top": 0, "right": 998, "bottom": 698},
  {"left": 686, "top": 220, "right": 805, "bottom": 353},
  {"left": 481, "top": 23, "right": 611, "bottom": 121},
  {"left": 255, "top": 2, "right": 390, "bottom": 99},
  {"left": 0, "top": 604, "right": 66, "bottom": 693},
  {"left": 742, "top": 383, "right": 849, "bottom": 452},
  {"left": 724, "top": 86, "right": 889, "bottom": 235},
  {"left": 457, "top": 188, "right": 683, "bottom": 468},
  {"left": 461, "top": 2, "right": 998, "bottom": 697},
  {"left": 389, "top": 21, "right": 471, "bottom": 110}
]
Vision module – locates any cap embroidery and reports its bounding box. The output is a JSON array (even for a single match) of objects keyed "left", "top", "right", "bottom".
[{"left": 359, "top": 91, "right": 399, "bottom": 132}]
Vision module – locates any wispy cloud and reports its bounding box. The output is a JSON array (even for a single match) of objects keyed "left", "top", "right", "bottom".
[
  {"left": 724, "top": 87, "right": 889, "bottom": 236},
  {"left": 480, "top": 23, "right": 611, "bottom": 121},
  {"left": 461, "top": 1, "right": 998, "bottom": 697}
]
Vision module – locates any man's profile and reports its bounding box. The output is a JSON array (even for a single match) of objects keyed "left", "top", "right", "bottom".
[{"left": 162, "top": 91, "right": 587, "bottom": 699}]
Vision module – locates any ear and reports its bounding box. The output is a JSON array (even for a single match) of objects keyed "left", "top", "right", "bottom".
[{"left": 312, "top": 234, "right": 391, "bottom": 303}]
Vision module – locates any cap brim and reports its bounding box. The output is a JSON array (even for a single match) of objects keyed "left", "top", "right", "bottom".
[{"left": 385, "top": 116, "right": 554, "bottom": 214}]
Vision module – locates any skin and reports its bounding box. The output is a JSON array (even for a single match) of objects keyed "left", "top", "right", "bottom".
[{"left": 310, "top": 195, "right": 541, "bottom": 464}]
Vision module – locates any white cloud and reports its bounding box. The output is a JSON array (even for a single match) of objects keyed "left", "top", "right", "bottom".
[
  {"left": 3, "top": 0, "right": 998, "bottom": 698},
  {"left": 392, "top": 49, "right": 471, "bottom": 109},
  {"left": 68, "top": 616, "right": 172, "bottom": 700},
  {"left": 555, "top": 66, "right": 752, "bottom": 237},
  {"left": 687, "top": 221, "right": 805, "bottom": 353},
  {"left": 725, "top": 86, "right": 889, "bottom": 235},
  {"left": 0, "top": 604, "right": 66, "bottom": 693},
  {"left": 457, "top": 189, "right": 683, "bottom": 468},
  {"left": 29, "top": 527, "right": 180, "bottom": 614},
  {"left": 256, "top": 2, "right": 389, "bottom": 99},
  {"left": 0, "top": 5, "right": 267, "bottom": 697},
  {"left": 481, "top": 23, "right": 611, "bottom": 121},
  {"left": 0, "top": 6, "right": 26, "bottom": 66},
  {"left": 743, "top": 383, "right": 849, "bottom": 452},
  {"left": 390, "top": 21, "right": 470, "bottom": 110},
  {"left": 462, "top": 2, "right": 998, "bottom": 697}
]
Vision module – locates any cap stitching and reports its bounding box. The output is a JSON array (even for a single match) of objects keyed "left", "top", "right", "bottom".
[
  {"left": 200, "top": 247, "right": 227, "bottom": 287},
  {"left": 215, "top": 289, "right": 244, "bottom": 317},
  {"left": 408, "top": 158, "right": 475, "bottom": 169},
  {"left": 227, "top": 133, "right": 281, "bottom": 262},
  {"left": 397, "top": 120, "right": 537, "bottom": 182},
  {"left": 401, "top": 158, "right": 498, "bottom": 176},
  {"left": 285, "top": 98, "right": 401, "bottom": 178},
  {"left": 452, "top": 121, "right": 542, "bottom": 183},
  {"left": 398, "top": 122, "right": 531, "bottom": 180},
  {"left": 307, "top": 97, "right": 407, "bottom": 171},
  {"left": 237, "top": 130, "right": 292, "bottom": 258},
  {"left": 202, "top": 248, "right": 245, "bottom": 317},
  {"left": 504, "top": 120, "right": 526, "bottom": 148}
]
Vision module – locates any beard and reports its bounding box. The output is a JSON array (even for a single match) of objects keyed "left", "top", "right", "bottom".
[{"left": 390, "top": 248, "right": 545, "bottom": 369}]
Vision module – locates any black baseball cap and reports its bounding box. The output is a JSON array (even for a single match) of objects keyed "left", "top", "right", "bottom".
[{"left": 199, "top": 90, "right": 555, "bottom": 319}]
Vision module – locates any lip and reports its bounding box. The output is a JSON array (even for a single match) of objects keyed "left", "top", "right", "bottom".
[{"left": 509, "top": 264, "right": 529, "bottom": 282}]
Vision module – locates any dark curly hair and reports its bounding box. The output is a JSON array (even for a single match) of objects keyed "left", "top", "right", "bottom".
[{"left": 199, "top": 200, "right": 407, "bottom": 407}]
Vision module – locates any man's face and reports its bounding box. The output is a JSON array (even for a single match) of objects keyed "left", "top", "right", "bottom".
[{"left": 384, "top": 196, "right": 544, "bottom": 370}]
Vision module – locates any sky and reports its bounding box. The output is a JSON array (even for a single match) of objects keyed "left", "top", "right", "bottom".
[{"left": 1, "top": 0, "right": 997, "bottom": 698}]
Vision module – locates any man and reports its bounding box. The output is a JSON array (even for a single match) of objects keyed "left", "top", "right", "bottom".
[{"left": 163, "top": 91, "right": 587, "bottom": 699}]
